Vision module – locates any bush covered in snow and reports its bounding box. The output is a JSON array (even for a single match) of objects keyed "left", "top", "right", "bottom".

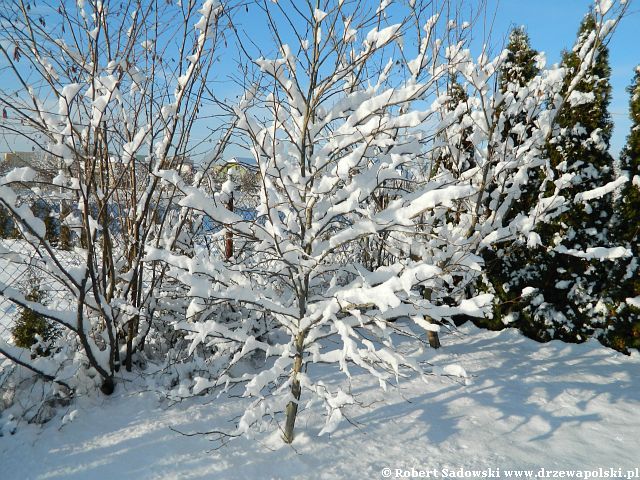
[{"left": 0, "top": 0, "right": 637, "bottom": 445}]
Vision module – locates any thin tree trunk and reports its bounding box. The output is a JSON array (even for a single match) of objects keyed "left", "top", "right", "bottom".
[
  {"left": 125, "top": 320, "right": 134, "bottom": 372},
  {"left": 283, "top": 332, "right": 304, "bottom": 444},
  {"left": 427, "top": 322, "right": 441, "bottom": 349},
  {"left": 125, "top": 244, "right": 139, "bottom": 372},
  {"left": 422, "top": 288, "right": 441, "bottom": 349}
]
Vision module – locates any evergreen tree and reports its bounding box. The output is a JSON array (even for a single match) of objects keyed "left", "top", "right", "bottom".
[
  {"left": 433, "top": 79, "right": 475, "bottom": 180},
  {"left": 607, "top": 66, "right": 640, "bottom": 352},
  {"left": 58, "top": 202, "right": 72, "bottom": 251},
  {"left": 480, "top": 27, "right": 542, "bottom": 330},
  {"left": 499, "top": 27, "right": 542, "bottom": 219},
  {"left": 617, "top": 66, "right": 640, "bottom": 259},
  {"left": 420, "top": 80, "right": 476, "bottom": 346},
  {"left": 499, "top": 27, "right": 540, "bottom": 92},
  {"left": 549, "top": 14, "right": 615, "bottom": 201},
  {"left": 11, "top": 274, "right": 58, "bottom": 357},
  {"left": 525, "top": 13, "right": 618, "bottom": 343}
]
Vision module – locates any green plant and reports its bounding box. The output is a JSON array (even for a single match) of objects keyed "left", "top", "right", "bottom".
[
  {"left": 58, "top": 202, "right": 72, "bottom": 251},
  {"left": 0, "top": 205, "right": 11, "bottom": 238},
  {"left": 11, "top": 276, "right": 58, "bottom": 356}
]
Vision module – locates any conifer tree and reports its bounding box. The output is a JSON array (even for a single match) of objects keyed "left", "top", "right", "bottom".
[
  {"left": 607, "top": 66, "right": 640, "bottom": 352},
  {"left": 11, "top": 274, "right": 57, "bottom": 357},
  {"left": 480, "top": 27, "right": 542, "bottom": 330},
  {"left": 500, "top": 27, "right": 542, "bottom": 216},
  {"left": 499, "top": 27, "right": 540, "bottom": 92},
  {"left": 525, "top": 13, "right": 618, "bottom": 343},
  {"left": 617, "top": 66, "right": 640, "bottom": 258},
  {"left": 415, "top": 78, "right": 476, "bottom": 347},
  {"left": 432, "top": 79, "right": 475, "bottom": 180}
]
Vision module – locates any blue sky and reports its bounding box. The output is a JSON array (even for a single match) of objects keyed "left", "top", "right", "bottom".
[
  {"left": 222, "top": 0, "right": 639, "bottom": 158},
  {"left": 1, "top": 0, "right": 638, "bottom": 158}
]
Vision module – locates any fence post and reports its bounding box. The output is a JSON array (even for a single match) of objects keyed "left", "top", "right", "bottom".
[{"left": 225, "top": 191, "right": 233, "bottom": 260}]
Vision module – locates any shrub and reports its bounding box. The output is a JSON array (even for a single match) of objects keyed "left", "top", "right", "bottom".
[{"left": 11, "top": 276, "right": 58, "bottom": 356}]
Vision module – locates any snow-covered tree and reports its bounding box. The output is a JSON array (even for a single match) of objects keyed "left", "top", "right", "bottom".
[
  {"left": 607, "top": 66, "right": 640, "bottom": 351},
  {"left": 480, "top": 26, "right": 543, "bottom": 331},
  {"left": 0, "top": 0, "right": 630, "bottom": 442},
  {"left": 499, "top": 27, "right": 540, "bottom": 92},
  {"left": 0, "top": 0, "right": 232, "bottom": 393},
  {"left": 148, "top": 0, "right": 627, "bottom": 443},
  {"left": 425, "top": 2, "right": 632, "bottom": 352},
  {"left": 518, "top": 11, "right": 629, "bottom": 344},
  {"left": 149, "top": 0, "right": 498, "bottom": 443}
]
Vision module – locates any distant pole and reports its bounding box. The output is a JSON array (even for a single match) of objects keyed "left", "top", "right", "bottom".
[
  {"left": 423, "top": 287, "right": 441, "bottom": 349},
  {"left": 225, "top": 192, "right": 233, "bottom": 259}
]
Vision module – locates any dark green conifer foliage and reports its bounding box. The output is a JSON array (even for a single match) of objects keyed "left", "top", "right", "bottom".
[
  {"left": 480, "top": 27, "right": 542, "bottom": 331},
  {"left": 549, "top": 14, "right": 615, "bottom": 203},
  {"left": 11, "top": 274, "right": 58, "bottom": 356},
  {"left": 58, "top": 202, "right": 72, "bottom": 251},
  {"left": 499, "top": 27, "right": 539, "bottom": 92},
  {"left": 480, "top": 16, "right": 624, "bottom": 349},
  {"left": 607, "top": 66, "right": 640, "bottom": 352},
  {"left": 617, "top": 67, "right": 640, "bottom": 251},
  {"left": 0, "top": 205, "right": 12, "bottom": 238},
  {"left": 529, "top": 13, "right": 617, "bottom": 344},
  {"left": 430, "top": 78, "right": 475, "bottom": 230},
  {"left": 432, "top": 79, "right": 474, "bottom": 179}
]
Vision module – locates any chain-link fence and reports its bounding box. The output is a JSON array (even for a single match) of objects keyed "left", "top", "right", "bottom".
[
  {"left": 0, "top": 167, "right": 261, "bottom": 348},
  {"left": 0, "top": 239, "right": 29, "bottom": 342},
  {"left": 0, "top": 238, "right": 79, "bottom": 344}
]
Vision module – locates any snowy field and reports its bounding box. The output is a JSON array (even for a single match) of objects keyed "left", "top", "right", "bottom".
[{"left": 1, "top": 324, "right": 638, "bottom": 480}]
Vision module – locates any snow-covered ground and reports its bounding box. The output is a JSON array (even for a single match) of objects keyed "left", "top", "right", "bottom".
[{"left": 1, "top": 324, "right": 639, "bottom": 479}]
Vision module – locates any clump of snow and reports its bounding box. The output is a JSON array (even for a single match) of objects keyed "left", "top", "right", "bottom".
[
  {"left": 2, "top": 167, "right": 36, "bottom": 184},
  {"left": 555, "top": 245, "right": 631, "bottom": 261},
  {"left": 626, "top": 296, "right": 640, "bottom": 309},
  {"left": 574, "top": 176, "right": 628, "bottom": 202},
  {"left": 365, "top": 24, "right": 401, "bottom": 49},
  {"left": 597, "top": 0, "right": 614, "bottom": 15},
  {"left": 313, "top": 9, "right": 327, "bottom": 23}
]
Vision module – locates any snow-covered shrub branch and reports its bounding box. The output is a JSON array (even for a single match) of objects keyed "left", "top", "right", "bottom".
[
  {"left": 430, "top": 0, "right": 627, "bottom": 252},
  {"left": 0, "top": 0, "right": 234, "bottom": 393},
  {"left": 147, "top": 0, "right": 501, "bottom": 443}
]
